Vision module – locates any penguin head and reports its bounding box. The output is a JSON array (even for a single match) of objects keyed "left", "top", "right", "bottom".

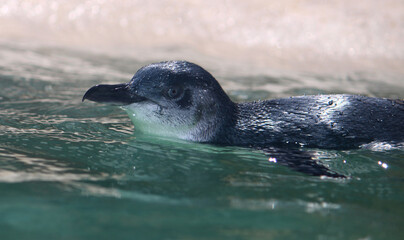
[{"left": 83, "top": 61, "right": 235, "bottom": 141}]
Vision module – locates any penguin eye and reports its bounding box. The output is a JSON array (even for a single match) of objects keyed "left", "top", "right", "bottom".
[{"left": 166, "top": 87, "right": 182, "bottom": 99}]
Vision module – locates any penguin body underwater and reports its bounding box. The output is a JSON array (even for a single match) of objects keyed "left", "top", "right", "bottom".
[{"left": 83, "top": 61, "right": 404, "bottom": 177}]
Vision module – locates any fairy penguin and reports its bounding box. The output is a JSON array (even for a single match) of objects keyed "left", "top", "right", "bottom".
[{"left": 83, "top": 61, "right": 404, "bottom": 150}]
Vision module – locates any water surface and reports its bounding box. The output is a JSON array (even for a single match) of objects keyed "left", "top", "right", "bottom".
[{"left": 0, "top": 42, "right": 403, "bottom": 240}]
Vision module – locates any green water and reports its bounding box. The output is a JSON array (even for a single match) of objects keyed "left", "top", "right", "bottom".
[{"left": 1, "top": 43, "right": 404, "bottom": 240}]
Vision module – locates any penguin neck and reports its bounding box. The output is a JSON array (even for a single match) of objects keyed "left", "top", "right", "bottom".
[{"left": 196, "top": 96, "right": 238, "bottom": 143}]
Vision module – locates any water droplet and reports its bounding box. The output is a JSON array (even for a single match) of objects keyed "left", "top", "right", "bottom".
[
  {"left": 378, "top": 161, "right": 388, "bottom": 169},
  {"left": 268, "top": 157, "right": 277, "bottom": 163}
]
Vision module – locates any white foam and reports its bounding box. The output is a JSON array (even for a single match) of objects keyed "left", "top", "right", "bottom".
[{"left": 360, "top": 141, "right": 404, "bottom": 151}]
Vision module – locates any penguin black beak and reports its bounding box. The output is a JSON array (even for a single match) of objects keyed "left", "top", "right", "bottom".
[{"left": 82, "top": 83, "right": 146, "bottom": 105}]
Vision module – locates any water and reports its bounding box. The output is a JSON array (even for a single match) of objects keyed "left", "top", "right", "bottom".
[
  {"left": 1, "top": 1, "right": 404, "bottom": 239},
  {"left": 1, "top": 41, "right": 403, "bottom": 240}
]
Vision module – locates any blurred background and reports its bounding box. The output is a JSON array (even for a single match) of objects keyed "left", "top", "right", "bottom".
[{"left": 1, "top": 0, "right": 403, "bottom": 98}]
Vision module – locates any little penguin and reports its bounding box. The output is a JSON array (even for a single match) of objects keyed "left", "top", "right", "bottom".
[{"left": 83, "top": 61, "right": 404, "bottom": 177}]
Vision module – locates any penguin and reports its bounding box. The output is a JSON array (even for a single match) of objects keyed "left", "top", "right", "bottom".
[{"left": 83, "top": 61, "right": 404, "bottom": 177}]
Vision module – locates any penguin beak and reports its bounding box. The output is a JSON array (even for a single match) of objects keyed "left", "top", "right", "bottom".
[{"left": 82, "top": 83, "right": 145, "bottom": 105}]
